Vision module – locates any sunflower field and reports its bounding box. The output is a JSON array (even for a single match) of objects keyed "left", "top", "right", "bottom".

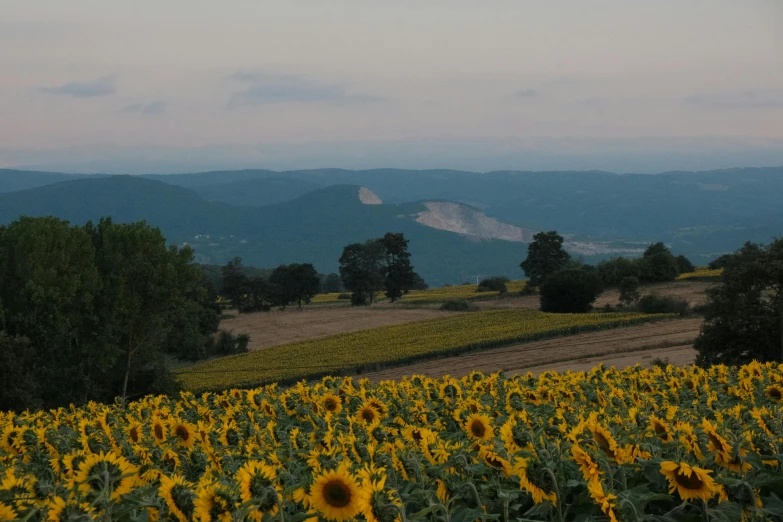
[
  {"left": 2, "top": 362, "right": 783, "bottom": 521},
  {"left": 677, "top": 268, "right": 724, "bottom": 281},
  {"left": 310, "top": 281, "right": 527, "bottom": 305},
  {"left": 176, "top": 310, "right": 668, "bottom": 391}
]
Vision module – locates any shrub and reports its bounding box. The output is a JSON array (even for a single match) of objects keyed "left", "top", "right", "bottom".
[
  {"left": 212, "top": 330, "right": 251, "bottom": 355},
  {"left": 539, "top": 269, "right": 604, "bottom": 313},
  {"left": 477, "top": 276, "right": 509, "bottom": 293},
  {"left": 651, "top": 356, "right": 670, "bottom": 368},
  {"left": 235, "top": 334, "right": 250, "bottom": 353},
  {"left": 618, "top": 276, "right": 641, "bottom": 306},
  {"left": 675, "top": 255, "right": 695, "bottom": 274},
  {"left": 636, "top": 293, "right": 689, "bottom": 315},
  {"left": 439, "top": 299, "right": 478, "bottom": 312},
  {"left": 337, "top": 293, "right": 351, "bottom": 300}
]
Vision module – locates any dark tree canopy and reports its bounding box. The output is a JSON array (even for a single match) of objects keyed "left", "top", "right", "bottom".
[
  {"left": 539, "top": 269, "right": 604, "bottom": 313},
  {"left": 339, "top": 240, "right": 386, "bottom": 305},
  {"left": 520, "top": 231, "right": 571, "bottom": 287},
  {"left": 269, "top": 263, "right": 321, "bottom": 309},
  {"left": 381, "top": 232, "right": 416, "bottom": 302},
  {"left": 695, "top": 239, "right": 783, "bottom": 366},
  {"left": 0, "top": 217, "right": 219, "bottom": 411},
  {"left": 618, "top": 276, "right": 641, "bottom": 306},
  {"left": 320, "top": 273, "right": 343, "bottom": 293}
]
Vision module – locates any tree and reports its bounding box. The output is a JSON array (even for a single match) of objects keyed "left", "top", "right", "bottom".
[
  {"left": 644, "top": 242, "right": 670, "bottom": 257},
  {"left": 320, "top": 273, "right": 343, "bottom": 293},
  {"left": 618, "top": 276, "right": 641, "bottom": 306},
  {"left": 87, "top": 218, "right": 215, "bottom": 400},
  {"left": 676, "top": 255, "right": 695, "bottom": 274},
  {"left": 477, "top": 277, "right": 509, "bottom": 293},
  {"left": 411, "top": 273, "right": 429, "bottom": 291},
  {"left": 221, "top": 257, "right": 248, "bottom": 309},
  {"left": 381, "top": 233, "right": 416, "bottom": 302},
  {"left": 539, "top": 269, "right": 604, "bottom": 313},
  {"left": 520, "top": 231, "right": 571, "bottom": 287},
  {"left": 694, "top": 239, "right": 783, "bottom": 366},
  {"left": 638, "top": 252, "right": 678, "bottom": 283},
  {"left": 269, "top": 263, "right": 321, "bottom": 309},
  {"left": 597, "top": 257, "right": 641, "bottom": 287},
  {"left": 339, "top": 240, "right": 385, "bottom": 305}
]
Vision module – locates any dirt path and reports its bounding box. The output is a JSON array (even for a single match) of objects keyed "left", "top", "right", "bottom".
[
  {"left": 221, "top": 307, "right": 459, "bottom": 351},
  {"left": 357, "top": 318, "right": 702, "bottom": 381}
]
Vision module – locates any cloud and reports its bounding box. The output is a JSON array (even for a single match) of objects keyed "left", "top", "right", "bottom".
[
  {"left": 122, "top": 101, "right": 167, "bottom": 115},
  {"left": 684, "top": 90, "right": 783, "bottom": 109},
  {"left": 227, "top": 71, "right": 383, "bottom": 108},
  {"left": 40, "top": 75, "right": 116, "bottom": 98},
  {"left": 573, "top": 97, "right": 608, "bottom": 108},
  {"left": 515, "top": 88, "right": 542, "bottom": 98}
]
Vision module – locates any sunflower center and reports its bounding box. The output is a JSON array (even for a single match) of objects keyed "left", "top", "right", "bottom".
[
  {"left": 324, "top": 399, "right": 337, "bottom": 411},
  {"left": 470, "top": 420, "right": 486, "bottom": 438},
  {"left": 653, "top": 422, "right": 668, "bottom": 437},
  {"left": 361, "top": 409, "right": 376, "bottom": 422},
  {"left": 594, "top": 432, "right": 615, "bottom": 458},
  {"left": 175, "top": 426, "right": 190, "bottom": 442},
  {"left": 323, "top": 480, "right": 352, "bottom": 508},
  {"left": 707, "top": 433, "right": 729, "bottom": 453},
  {"left": 129, "top": 426, "right": 140, "bottom": 443},
  {"left": 769, "top": 388, "right": 782, "bottom": 400},
  {"left": 674, "top": 470, "right": 705, "bottom": 490},
  {"left": 154, "top": 424, "right": 164, "bottom": 439}
]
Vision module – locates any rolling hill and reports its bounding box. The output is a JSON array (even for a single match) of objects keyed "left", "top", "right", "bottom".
[{"left": 0, "top": 176, "right": 528, "bottom": 285}]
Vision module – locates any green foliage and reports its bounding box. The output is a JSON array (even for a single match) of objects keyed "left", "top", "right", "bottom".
[
  {"left": 597, "top": 257, "right": 642, "bottom": 286},
  {"left": 520, "top": 231, "right": 570, "bottom": 286},
  {"left": 337, "top": 293, "right": 351, "bottom": 300},
  {"left": 320, "top": 272, "right": 343, "bottom": 293},
  {"left": 477, "top": 276, "right": 509, "bottom": 293},
  {"left": 269, "top": 263, "right": 321, "bottom": 309},
  {"left": 676, "top": 254, "right": 695, "bottom": 274},
  {"left": 212, "top": 330, "right": 250, "bottom": 356},
  {"left": 695, "top": 239, "right": 783, "bottom": 366},
  {"left": 708, "top": 253, "right": 736, "bottom": 270},
  {"left": 618, "top": 276, "right": 641, "bottom": 306},
  {"left": 411, "top": 273, "right": 429, "bottom": 290},
  {"left": 636, "top": 293, "right": 689, "bottom": 315},
  {"left": 381, "top": 232, "right": 416, "bottom": 302},
  {"left": 539, "top": 269, "right": 604, "bottom": 313},
  {"left": 0, "top": 216, "right": 219, "bottom": 411},
  {"left": 339, "top": 240, "right": 385, "bottom": 305},
  {"left": 439, "top": 299, "right": 478, "bottom": 312}
]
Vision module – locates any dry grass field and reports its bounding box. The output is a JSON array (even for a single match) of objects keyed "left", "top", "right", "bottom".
[
  {"left": 219, "top": 306, "right": 458, "bottom": 351},
  {"left": 357, "top": 317, "right": 702, "bottom": 381}
]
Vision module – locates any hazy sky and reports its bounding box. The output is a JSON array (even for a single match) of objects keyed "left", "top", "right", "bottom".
[{"left": 2, "top": 0, "right": 783, "bottom": 173}]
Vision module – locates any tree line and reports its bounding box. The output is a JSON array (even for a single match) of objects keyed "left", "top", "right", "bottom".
[{"left": 218, "top": 232, "right": 426, "bottom": 311}]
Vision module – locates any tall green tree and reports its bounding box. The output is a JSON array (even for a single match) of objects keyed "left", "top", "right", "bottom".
[
  {"left": 87, "top": 218, "right": 216, "bottom": 399},
  {"left": 695, "top": 239, "right": 783, "bottom": 366},
  {"left": 339, "top": 240, "right": 386, "bottom": 305},
  {"left": 221, "top": 257, "right": 248, "bottom": 309},
  {"left": 269, "top": 263, "right": 321, "bottom": 309},
  {"left": 0, "top": 217, "right": 105, "bottom": 406},
  {"left": 539, "top": 269, "right": 604, "bottom": 313},
  {"left": 381, "top": 233, "right": 416, "bottom": 302},
  {"left": 519, "top": 231, "right": 571, "bottom": 286}
]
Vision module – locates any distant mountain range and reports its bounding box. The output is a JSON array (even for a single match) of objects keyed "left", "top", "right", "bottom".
[{"left": 1, "top": 167, "right": 781, "bottom": 285}]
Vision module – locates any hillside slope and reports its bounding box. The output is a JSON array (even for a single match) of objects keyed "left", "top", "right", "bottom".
[{"left": 0, "top": 177, "right": 527, "bottom": 285}]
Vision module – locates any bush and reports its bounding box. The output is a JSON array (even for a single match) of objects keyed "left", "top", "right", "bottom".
[
  {"left": 212, "top": 330, "right": 251, "bottom": 355},
  {"left": 337, "top": 293, "right": 351, "bottom": 300},
  {"left": 636, "top": 293, "right": 689, "bottom": 315},
  {"left": 676, "top": 255, "right": 695, "bottom": 274},
  {"left": 539, "top": 269, "right": 604, "bottom": 313},
  {"left": 651, "top": 357, "right": 670, "bottom": 368},
  {"left": 618, "top": 276, "right": 641, "bottom": 306},
  {"left": 477, "top": 276, "right": 509, "bottom": 293},
  {"left": 439, "top": 299, "right": 478, "bottom": 312},
  {"left": 350, "top": 292, "right": 368, "bottom": 306}
]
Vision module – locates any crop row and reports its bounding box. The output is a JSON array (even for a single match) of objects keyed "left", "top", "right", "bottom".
[
  {"left": 311, "top": 279, "right": 527, "bottom": 304},
  {"left": 176, "top": 310, "right": 670, "bottom": 391}
]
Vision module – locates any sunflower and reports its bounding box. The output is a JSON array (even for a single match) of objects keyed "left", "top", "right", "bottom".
[
  {"left": 309, "top": 465, "right": 369, "bottom": 521},
  {"left": 193, "top": 485, "right": 236, "bottom": 522},
  {"left": 151, "top": 417, "right": 168, "bottom": 445},
  {"left": 479, "top": 447, "right": 513, "bottom": 477},
  {"left": 464, "top": 413, "right": 494, "bottom": 442},
  {"left": 514, "top": 458, "right": 557, "bottom": 504},
  {"left": 590, "top": 423, "right": 622, "bottom": 463},
  {"left": 171, "top": 421, "right": 197, "bottom": 449},
  {"left": 764, "top": 385, "right": 783, "bottom": 402},
  {"left": 75, "top": 451, "right": 138, "bottom": 500},
  {"left": 321, "top": 394, "right": 343, "bottom": 415},
  {"left": 357, "top": 403, "right": 381, "bottom": 425},
  {"left": 364, "top": 398, "right": 388, "bottom": 417},
  {"left": 0, "top": 502, "right": 17, "bottom": 522},
  {"left": 649, "top": 415, "right": 673, "bottom": 443},
  {"left": 44, "top": 497, "right": 96, "bottom": 522},
  {"left": 127, "top": 422, "right": 143, "bottom": 445},
  {"left": 236, "top": 461, "right": 279, "bottom": 520},
  {"left": 362, "top": 474, "right": 402, "bottom": 522},
  {"left": 0, "top": 471, "right": 37, "bottom": 507},
  {"left": 660, "top": 461, "right": 718, "bottom": 501},
  {"left": 571, "top": 445, "right": 601, "bottom": 483},
  {"left": 0, "top": 425, "right": 22, "bottom": 455},
  {"left": 159, "top": 474, "right": 196, "bottom": 522},
  {"left": 587, "top": 479, "right": 619, "bottom": 522}
]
